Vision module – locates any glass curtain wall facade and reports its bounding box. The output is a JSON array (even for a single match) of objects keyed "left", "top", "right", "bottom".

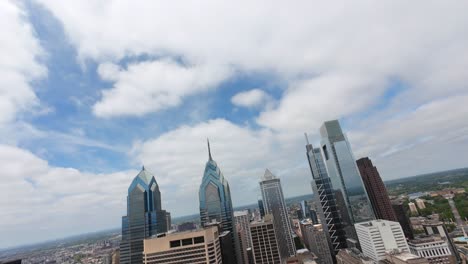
[
  {"left": 306, "top": 137, "right": 347, "bottom": 255},
  {"left": 320, "top": 120, "right": 374, "bottom": 238},
  {"left": 199, "top": 140, "right": 238, "bottom": 264},
  {"left": 260, "top": 169, "right": 296, "bottom": 260},
  {"left": 121, "top": 167, "right": 168, "bottom": 264}
]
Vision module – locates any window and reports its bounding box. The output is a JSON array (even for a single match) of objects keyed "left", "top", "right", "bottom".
[
  {"left": 194, "top": 236, "right": 205, "bottom": 244},
  {"left": 170, "top": 240, "right": 181, "bottom": 248},
  {"left": 182, "top": 238, "right": 193, "bottom": 246}
]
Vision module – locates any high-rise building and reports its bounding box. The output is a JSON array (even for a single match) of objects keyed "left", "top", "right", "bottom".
[
  {"left": 320, "top": 120, "right": 375, "bottom": 230},
  {"left": 408, "top": 236, "right": 456, "bottom": 264},
  {"left": 355, "top": 220, "right": 409, "bottom": 262},
  {"left": 199, "top": 139, "right": 237, "bottom": 263},
  {"left": 142, "top": 226, "right": 222, "bottom": 264},
  {"left": 356, "top": 157, "right": 397, "bottom": 222},
  {"left": 260, "top": 169, "right": 296, "bottom": 259},
  {"left": 305, "top": 135, "right": 347, "bottom": 253},
  {"left": 258, "top": 199, "right": 265, "bottom": 218},
  {"left": 250, "top": 215, "right": 281, "bottom": 264},
  {"left": 299, "top": 219, "right": 334, "bottom": 264},
  {"left": 300, "top": 200, "right": 309, "bottom": 219},
  {"left": 121, "top": 167, "right": 169, "bottom": 264},
  {"left": 234, "top": 210, "right": 252, "bottom": 264},
  {"left": 165, "top": 212, "right": 171, "bottom": 231},
  {"left": 392, "top": 201, "right": 414, "bottom": 239}
]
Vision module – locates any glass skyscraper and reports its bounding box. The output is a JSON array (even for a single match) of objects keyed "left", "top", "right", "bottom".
[
  {"left": 305, "top": 135, "right": 347, "bottom": 255},
  {"left": 121, "top": 166, "right": 169, "bottom": 264},
  {"left": 199, "top": 140, "right": 237, "bottom": 263},
  {"left": 260, "top": 169, "right": 296, "bottom": 260},
  {"left": 319, "top": 120, "right": 374, "bottom": 236}
]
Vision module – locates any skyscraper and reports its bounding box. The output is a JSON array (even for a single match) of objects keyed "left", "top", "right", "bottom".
[
  {"left": 260, "top": 169, "right": 296, "bottom": 260},
  {"left": 355, "top": 220, "right": 409, "bottom": 262},
  {"left": 392, "top": 201, "right": 414, "bottom": 239},
  {"left": 356, "top": 157, "right": 397, "bottom": 221},
  {"left": 199, "top": 139, "right": 237, "bottom": 263},
  {"left": 121, "top": 167, "right": 169, "bottom": 264},
  {"left": 305, "top": 135, "right": 347, "bottom": 253},
  {"left": 320, "top": 120, "right": 374, "bottom": 235}
]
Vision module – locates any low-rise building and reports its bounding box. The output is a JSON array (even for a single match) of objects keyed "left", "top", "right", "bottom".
[{"left": 408, "top": 236, "right": 456, "bottom": 264}]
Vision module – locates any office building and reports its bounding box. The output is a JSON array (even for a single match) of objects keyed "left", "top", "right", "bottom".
[
  {"left": 409, "top": 236, "right": 456, "bottom": 264},
  {"left": 260, "top": 169, "right": 296, "bottom": 259},
  {"left": 165, "top": 212, "right": 171, "bottom": 231},
  {"left": 234, "top": 210, "right": 252, "bottom": 264},
  {"left": 250, "top": 215, "right": 281, "bottom": 264},
  {"left": 121, "top": 167, "right": 169, "bottom": 264},
  {"left": 415, "top": 199, "right": 426, "bottom": 210},
  {"left": 356, "top": 157, "right": 397, "bottom": 222},
  {"left": 258, "top": 199, "right": 265, "bottom": 218},
  {"left": 300, "top": 219, "right": 333, "bottom": 264},
  {"left": 143, "top": 226, "right": 222, "bottom": 264},
  {"left": 355, "top": 220, "right": 409, "bottom": 262},
  {"left": 383, "top": 250, "right": 429, "bottom": 264},
  {"left": 177, "top": 222, "right": 197, "bottom": 232},
  {"left": 408, "top": 203, "right": 418, "bottom": 214},
  {"left": 305, "top": 135, "right": 347, "bottom": 253},
  {"left": 392, "top": 201, "right": 414, "bottom": 239},
  {"left": 422, "top": 221, "right": 461, "bottom": 263},
  {"left": 300, "top": 200, "right": 310, "bottom": 219},
  {"left": 320, "top": 120, "right": 374, "bottom": 239},
  {"left": 199, "top": 140, "right": 237, "bottom": 263}
]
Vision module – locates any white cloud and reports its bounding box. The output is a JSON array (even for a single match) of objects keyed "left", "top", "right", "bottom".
[
  {"left": 231, "top": 89, "right": 272, "bottom": 108},
  {"left": 132, "top": 119, "right": 312, "bottom": 217},
  {"left": 0, "top": 144, "right": 135, "bottom": 248},
  {"left": 0, "top": 1, "right": 47, "bottom": 124},
  {"left": 93, "top": 60, "right": 231, "bottom": 117}
]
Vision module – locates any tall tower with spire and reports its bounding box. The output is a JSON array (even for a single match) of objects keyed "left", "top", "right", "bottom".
[
  {"left": 260, "top": 169, "right": 296, "bottom": 260},
  {"left": 120, "top": 167, "right": 169, "bottom": 264},
  {"left": 199, "top": 139, "right": 238, "bottom": 263}
]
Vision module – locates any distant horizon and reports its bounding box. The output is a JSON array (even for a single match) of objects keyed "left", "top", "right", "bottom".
[{"left": 2, "top": 166, "right": 467, "bottom": 251}]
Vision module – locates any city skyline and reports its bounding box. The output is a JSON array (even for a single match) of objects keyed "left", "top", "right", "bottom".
[{"left": 1, "top": 0, "right": 468, "bottom": 250}]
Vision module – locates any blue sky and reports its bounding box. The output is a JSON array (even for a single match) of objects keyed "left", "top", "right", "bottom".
[{"left": 1, "top": 0, "right": 468, "bottom": 248}]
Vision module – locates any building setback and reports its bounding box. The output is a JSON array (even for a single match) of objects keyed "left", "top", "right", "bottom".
[
  {"left": 143, "top": 226, "right": 222, "bottom": 264},
  {"left": 120, "top": 167, "right": 168, "bottom": 264},
  {"left": 260, "top": 169, "right": 296, "bottom": 260},
  {"left": 355, "top": 220, "right": 409, "bottom": 262},
  {"left": 250, "top": 215, "right": 281, "bottom": 264},
  {"left": 356, "top": 157, "right": 398, "bottom": 222}
]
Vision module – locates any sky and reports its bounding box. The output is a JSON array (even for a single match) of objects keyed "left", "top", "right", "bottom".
[{"left": 1, "top": 0, "right": 468, "bottom": 249}]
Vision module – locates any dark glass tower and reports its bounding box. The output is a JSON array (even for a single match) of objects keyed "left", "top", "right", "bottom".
[
  {"left": 305, "top": 135, "right": 347, "bottom": 255},
  {"left": 320, "top": 120, "right": 374, "bottom": 232},
  {"left": 356, "top": 157, "right": 397, "bottom": 222},
  {"left": 199, "top": 140, "right": 237, "bottom": 263},
  {"left": 121, "top": 167, "right": 168, "bottom": 264}
]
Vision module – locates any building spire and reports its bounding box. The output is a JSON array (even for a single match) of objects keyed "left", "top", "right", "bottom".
[
  {"left": 207, "top": 138, "right": 212, "bottom": 161},
  {"left": 304, "top": 132, "right": 310, "bottom": 145}
]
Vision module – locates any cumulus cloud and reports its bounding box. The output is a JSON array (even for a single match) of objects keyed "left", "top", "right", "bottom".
[
  {"left": 93, "top": 60, "right": 231, "bottom": 117},
  {"left": 0, "top": 144, "right": 136, "bottom": 248},
  {"left": 0, "top": 1, "right": 47, "bottom": 123},
  {"left": 132, "top": 119, "right": 312, "bottom": 216},
  {"left": 231, "top": 89, "right": 272, "bottom": 108}
]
